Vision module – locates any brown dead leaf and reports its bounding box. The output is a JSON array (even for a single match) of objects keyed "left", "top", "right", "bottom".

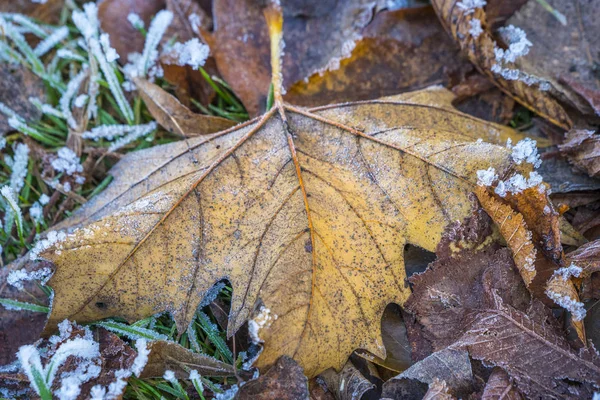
[
  {"left": 98, "top": 0, "right": 166, "bottom": 60},
  {"left": 481, "top": 368, "right": 523, "bottom": 400},
  {"left": 318, "top": 358, "right": 376, "bottom": 400},
  {"left": 138, "top": 340, "right": 241, "bottom": 379},
  {"left": 0, "top": 64, "right": 46, "bottom": 135},
  {"left": 484, "top": 0, "right": 528, "bottom": 30},
  {"left": 559, "top": 129, "right": 600, "bottom": 178},
  {"left": 407, "top": 245, "right": 530, "bottom": 349},
  {"left": 431, "top": 0, "right": 572, "bottom": 130},
  {"left": 382, "top": 349, "right": 473, "bottom": 398},
  {"left": 422, "top": 378, "right": 455, "bottom": 400},
  {"left": 356, "top": 304, "right": 412, "bottom": 373},
  {"left": 161, "top": 0, "right": 218, "bottom": 106},
  {"left": 237, "top": 356, "right": 309, "bottom": 399},
  {"left": 566, "top": 240, "right": 600, "bottom": 277},
  {"left": 0, "top": 0, "right": 64, "bottom": 24},
  {"left": 545, "top": 273, "right": 586, "bottom": 342},
  {"left": 133, "top": 77, "right": 236, "bottom": 136},
  {"left": 0, "top": 258, "right": 50, "bottom": 365},
  {"left": 285, "top": 6, "right": 471, "bottom": 107},
  {"left": 207, "top": 0, "right": 386, "bottom": 115},
  {"left": 453, "top": 292, "right": 600, "bottom": 399},
  {"left": 507, "top": 0, "right": 600, "bottom": 117},
  {"left": 474, "top": 186, "right": 537, "bottom": 287},
  {"left": 39, "top": 7, "right": 540, "bottom": 377}
]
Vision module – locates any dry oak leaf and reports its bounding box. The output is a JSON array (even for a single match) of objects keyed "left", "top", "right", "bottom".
[
  {"left": 431, "top": 0, "right": 572, "bottom": 130},
  {"left": 40, "top": 81, "right": 535, "bottom": 377}
]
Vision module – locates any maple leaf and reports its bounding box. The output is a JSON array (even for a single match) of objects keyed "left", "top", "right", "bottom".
[
  {"left": 39, "top": 4, "right": 537, "bottom": 377},
  {"left": 431, "top": 0, "right": 572, "bottom": 130}
]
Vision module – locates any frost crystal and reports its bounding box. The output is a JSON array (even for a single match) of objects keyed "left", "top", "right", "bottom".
[
  {"left": 74, "top": 94, "right": 89, "bottom": 108},
  {"left": 1, "top": 185, "right": 23, "bottom": 236},
  {"left": 168, "top": 38, "right": 209, "bottom": 69},
  {"left": 511, "top": 138, "right": 541, "bottom": 167},
  {"left": 489, "top": 25, "right": 550, "bottom": 90},
  {"left": 457, "top": 0, "right": 486, "bottom": 14},
  {"left": 100, "top": 33, "right": 119, "bottom": 62},
  {"left": 163, "top": 370, "right": 176, "bottom": 383},
  {"left": 476, "top": 167, "right": 497, "bottom": 186},
  {"left": 127, "top": 13, "right": 145, "bottom": 30},
  {"left": 39, "top": 193, "right": 50, "bottom": 205},
  {"left": 553, "top": 263, "right": 583, "bottom": 281},
  {"left": 138, "top": 10, "right": 173, "bottom": 77},
  {"left": 82, "top": 122, "right": 157, "bottom": 151},
  {"left": 18, "top": 332, "right": 101, "bottom": 400},
  {"left": 60, "top": 68, "right": 89, "bottom": 129},
  {"left": 52, "top": 147, "right": 84, "bottom": 176},
  {"left": 496, "top": 26, "right": 531, "bottom": 63},
  {"left": 8, "top": 142, "right": 30, "bottom": 194},
  {"left": 546, "top": 289, "right": 586, "bottom": 321},
  {"left": 7, "top": 267, "right": 52, "bottom": 290},
  {"left": 188, "top": 13, "right": 201, "bottom": 35},
  {"left": 248, "top": 306, "right": 277, "bottom": 344},
  {"left": 469, "top": 19, "right": 483, "bottom": 38},
  {"left": 494, "top": 171, "right": 544, "bottom": 197},
  {"left": 57, "top": 48, "right": 87, "bottom": 62},
  {"left": 30, "top": 202, "right": 44, "bottom": 224},
  {"left": 34, "top": 26, "right": 69, "bottom": 57},
  {"left": 130, "top": 338, "right": 150, "bottom": 377},
  {"left": 30, "top": 230, "right": 68, "bottom": 260}
]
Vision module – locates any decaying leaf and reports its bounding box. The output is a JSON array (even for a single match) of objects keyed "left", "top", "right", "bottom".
[
  {"left": 406, "top": 244, "right": 530, "bottom": 349},
  {"left": 133, "top": 77, "right": 236, "bottom": 136},
  {"left": 0, "top": 258, "right": 50, "bottom": 365},
  {"left": 161, "top": 0, "right": 218, "bottom": 106},
  {"left": 0, "top": 0, "right": 64, "bottom": 24},
  {"left": 318, "top": 358, "right": 376, "bottom": 400},
  {"left": 431, "top": 0, "right": 572, "bottom": 130},
  {"left": 207, "top": 0, "right": 387, "bottom": 114},
  {"left": 285, "top": 6, "right": 471, "bottom": 107},
  {"left": 237, "top": 356, "right": 309, "bottom": 399},
  {"left": 382, "top": 349, "right": 473, "bottom": 399},
  {"left": 474, "top": 186, "right": 537, "bottom": 287},
  {"left": 507, "top": 0, "right": 600, "bottom": 117},
  {"left": 566, "top": 239, "right": 600, "bottom": 277},
  {"left": 38, "top": 5, "right": 544, "bottom": 377},
  {"left": 454, "top": 292, "right": 600, "bottom": 399},
  {"left": 39, "top": 83, "right": 534, "bottom": 377},
  {"left": 356, "top": 304, "right": 412, "bottom": 372},
  {"left": 138, "top": 339, "right": 241, "bottom": 379},
  {"left": 98, "top": 0, "right": 166, "bottom": 60},
  {"left": 0, "top": 64, "right": 46, "bottom": 135},
  {"left": 422, "top": 378, "right": 455, "bottom": 400},
  {"left": 559, "top": 129, "right": 600, "bottom": 178},
  {"left": 481, "top": 367, "right": 522, "bottom": 400}
]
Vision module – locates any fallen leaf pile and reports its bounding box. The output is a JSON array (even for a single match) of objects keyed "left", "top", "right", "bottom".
[{"left": 2, "top": 0, "right": 600, "bottom": 399}]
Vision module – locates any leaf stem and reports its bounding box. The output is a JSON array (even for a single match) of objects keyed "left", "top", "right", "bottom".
[{"left": 264, "top": 2, "right": 284, "bottom": 107}]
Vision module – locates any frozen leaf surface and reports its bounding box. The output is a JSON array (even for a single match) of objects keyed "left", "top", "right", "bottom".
[{"left": 41, "top": 54, "right": 533, "bottom": 377}]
